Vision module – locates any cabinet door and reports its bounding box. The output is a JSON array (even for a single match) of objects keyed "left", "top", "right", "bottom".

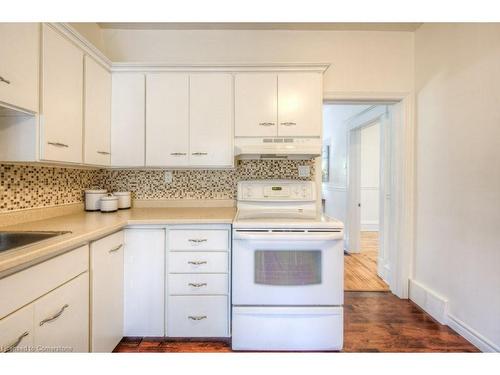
[
  {"left": 84, "top": 56, "right": 111, "bottom": 166},
  {"left": 124, "top": 229, "right": 165, "bottom": 336},
  {"left": 34, "top": 272, "right": 89, "bottom": 353},
  {"left": 189, "top": 74, "right": 233, "bottom": 167},
  {"left": 90, "top": 231, "right": 124, "bottom": 352},
  {"left": 41, "top": 24, "right": 83, "bottom": 163},
  {"left": 0, "top": 305, "right": 34, "bottom": 353},
  {"left": 0, "top": 23, "right": 39, "bottom": 113},
  {"left": 277, "top": 73, "right": 322, "bottom": 137},
  {"left": 235, "top": 73, "right": 277, "bottom": 137},
  {"left": 111, "top": 73, "right": 145, "bottom": 167},
  {"left": 146, "top": 73, "right": 189, "bottom": 166}
]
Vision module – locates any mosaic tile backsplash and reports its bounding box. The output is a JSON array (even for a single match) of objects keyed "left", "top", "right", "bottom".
[{"left": 0, "top": 160, "right": 315, "bottom": 212}]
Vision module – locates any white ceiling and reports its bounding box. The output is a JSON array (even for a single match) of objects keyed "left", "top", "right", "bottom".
[{"left": 98, "top": 22, "right": 421, "bottom": 32}]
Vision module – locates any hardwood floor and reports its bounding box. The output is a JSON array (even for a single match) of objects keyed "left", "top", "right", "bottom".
[
  {"left": 344, "top": 231, "right": 390, "bottom": 292},
  {"left": 113, "top": 292, "right": 478, "bottom": 353}
]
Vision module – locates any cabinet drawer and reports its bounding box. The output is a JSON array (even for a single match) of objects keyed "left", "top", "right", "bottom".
[
  {"left": 0, "top": 245, "right": 89, "bottom": 319},
  {"left": 169, "top": 230, "right": 228, "bottom": 251},
  {"left": 34, "top": 272, "right": 89, "bottom": 352},
  {"left": 168, "top": 274, "right": 228, "bottom": 296},
  {"left": 167, "top": 296, "right": 228, "bottom": 337},
  {"left": 169, "top": 252, "right": 228, "bottom": 273},
  {"left": 0, "top": 304, "right": 34, "bottom": 353}
]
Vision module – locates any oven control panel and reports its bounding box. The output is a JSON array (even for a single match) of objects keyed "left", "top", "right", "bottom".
[{"left": 238, "top": 180, "right": 316, "bottom": 201}]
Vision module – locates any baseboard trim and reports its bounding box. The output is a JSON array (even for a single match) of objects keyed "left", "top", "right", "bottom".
[
  {"left": 446, "top": 314, "right": 500, "bottom": 353},
  {"left": 361, "top": 222, "right": 379, "bottom": 231},
  {"left": 409, "top": 279, "right": 448, "bottom": 324}
]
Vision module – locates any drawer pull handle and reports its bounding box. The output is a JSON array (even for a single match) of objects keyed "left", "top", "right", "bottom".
[
  {"left": 280, "top": 122, "right": 297, "bottom": 126},
  {"left": 3, "top": 331, "right": 29, "bottom": 353},
  {"left": 109, "top": 244, "right": 123, "bottom": 253},
  {"left": 39, "top": 304, "right": 69, "bottom": 326},
  {"left": 48, "top": 141, "right": 69, "bottom": 148},
  {"left": 188, "top": 315, "right": 207, "bottom": 321},
  {"left": 188, "top": 239, "right": 207, "bottom": 243},
  {"left": 97, "top": 150, "right": 111, "bottom": 155},
  {"left": 192, "top": 152, "right": 208, "bottom": 156},
  {"left": 188, "top": 282, "right": 207, "bottom": 288},
  {"left": 0, "top": 76, "right": 11, "bottom": 85},
  {"left": 188, "top": 261, "right": 208, "bottom": 265},
  {"left": 259, "top": 122, "right": 275, "bottom": 126},
  {"left": 170, "top": 152, "right": 187, "bottom": 156}
]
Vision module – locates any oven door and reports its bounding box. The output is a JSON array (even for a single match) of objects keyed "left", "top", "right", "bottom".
[{"left": 232, "top": 229, "right": 344, "bottom": 306}]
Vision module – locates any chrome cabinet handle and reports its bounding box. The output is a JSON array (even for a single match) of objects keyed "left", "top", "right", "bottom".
[
  {"left": 170, "top": 152, "right": 187, "bottom": 156},
  {"left": 191, "top": 152, "right": 208, "bottom": 156},
  {"left": 259, "top": 122, "right": 275, "bottom": 126},
  {"left": 188, "top": 239, "right": 207, "bottom": 243},
  {"left": 3, "top": 332, "right": 29, "bottom": 353},
  {"left": 188, "top": 261, "right": 208, "bottom": 265},
  {"left": 97, "top": 150, "right": 111, "bottom": 155},
  {"left": 109, "top": 244, "right": 123, "bottom": 253},
  {"left": 0, "top": 76, "right": 11, "bottom": 85},
  {"left": 47, "top": 141, "right": 69, "bottom": 148},
  {"left": 39, "top": 304, "right": 69, "bottom": 326},
  {"left": 280, "top": 122, "right": 297, "bottom": 126},
  {"left": 188, "top": 315, "right": 207, "bottom": 321},
  {"left": 188, "top": 283, "right": 207, "bottom": 288}
]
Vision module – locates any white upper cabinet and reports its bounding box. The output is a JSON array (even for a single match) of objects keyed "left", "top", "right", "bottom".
[
  {"left": 277, "top": 73, "right": 322, "bottom": 137},
  {"left": 146, "top": 73, "right": 189, "bottom": 167},
  {"left": 235, "top": 73, "right": 277, "bottom": 137},
  {"left": 84, "top": 56, "right": 111, "bottom": 166},
  {"left": 0, "top": 23, "right": 39, "bottom": 113},
  {"left": 41, "top": 24, "right": 84, "bottom": 163},
  {"left": 234, "top": 72, "right": 322, "bottom": 138},
  {"left": 111, "top": 73, "right": 145, "bottom": 167},
  {"left": 189, "top": 74, "right": 233, "bottom": 167}
]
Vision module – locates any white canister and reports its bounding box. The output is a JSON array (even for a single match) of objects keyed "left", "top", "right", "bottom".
[
  {"left": 100, "top": 195, "right": 119, "bottom": 213},
  {"left": 84, "top": 189, "right": 107, "bottom": 211},
  {"left": 113, "top": 192, "right": 131, "bottom": 209}
]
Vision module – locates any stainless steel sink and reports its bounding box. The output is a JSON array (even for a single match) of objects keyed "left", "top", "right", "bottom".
[{"left": 0, "top": 231, "right": 72, "bottom": 253}]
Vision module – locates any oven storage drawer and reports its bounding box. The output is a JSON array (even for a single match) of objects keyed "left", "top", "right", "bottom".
[
  {"left": 167, "top": 296, "right": 229, "bottom": 337},
  {"left": 168, "top": 274, "right": 228, "bottom": 295},
  {"left": 168, "top": 252, "right": 228, "bottom": 273},
  {"left": 232, "top": 306, "right": 343, "bottom": 351},
  {"left": 168, "top": 230, "right": 229, "bottom": 251}
]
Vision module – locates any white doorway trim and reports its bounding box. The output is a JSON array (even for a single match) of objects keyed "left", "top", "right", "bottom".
[{"left": 323, "top": 91, "right": 415, "bottom": 299}]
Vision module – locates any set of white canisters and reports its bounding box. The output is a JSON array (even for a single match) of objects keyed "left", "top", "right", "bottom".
[{"left": 84, "top": 190, "right": 131, "bottom": 212}]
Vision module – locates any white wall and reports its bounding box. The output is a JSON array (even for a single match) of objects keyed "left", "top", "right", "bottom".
[
  {"left": 414, "top": 23, "right": 500, "bottom": 351},
  {"left": 322, "top": 104, "right": 370, "bottom": 223},
  {"left": 360, "top": 122, "right": 380, "bottom": 231},
  {"left": 101, "top": 29, "right": 414, "bottom": 94}
]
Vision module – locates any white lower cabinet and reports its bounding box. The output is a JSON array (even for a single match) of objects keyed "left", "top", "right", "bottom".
[
  {"left": 123, "top": 228, "right": 165, "bottom": 336},
  {"left": 90, "top": 231, "right": 124, "bottom": 352},
  {"left": 33, "top": 272, "right": 89, "bottom": 353},
  {"left": 0, "top": 305, "right": 35, "bottom": 352},
  {"left": 168, "top": 296, "right": 228, "bottom": 338}
]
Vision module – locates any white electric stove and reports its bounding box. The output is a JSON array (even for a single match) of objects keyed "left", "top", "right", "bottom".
[{"left": 231, "top": 180, "right": 345, "bottom": 351}]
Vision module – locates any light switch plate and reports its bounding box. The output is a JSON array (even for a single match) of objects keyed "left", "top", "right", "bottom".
[
  {"left": 298, "top": 165, "right": 311, "bottom": 178},
  {"left": 164, "top": 171, "right": 173, "bottom": 184}
]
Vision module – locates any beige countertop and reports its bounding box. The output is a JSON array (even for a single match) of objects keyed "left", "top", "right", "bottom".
[{"left": 0, "top": 207, "right": 236, "bottom": 278}]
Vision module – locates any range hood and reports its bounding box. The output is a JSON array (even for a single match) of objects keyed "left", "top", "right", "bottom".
[{"left": 234, "top": 137, "right": 322, "bottom": 160}]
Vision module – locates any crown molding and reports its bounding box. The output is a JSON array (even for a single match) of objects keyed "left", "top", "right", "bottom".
[
  {"left": 51, "top": 23, "right": 112, "bottom": 70},
  {"left": 110, "top": 62, "right": 331, "bottom": 73}
]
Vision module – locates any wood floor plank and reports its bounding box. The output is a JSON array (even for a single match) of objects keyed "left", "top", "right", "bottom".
[
  {"left": 344, "top": 231, "right": 390, "bottom": 292},
  {"left": 113, "top": 292, "right": 479, "bottom": 353}
]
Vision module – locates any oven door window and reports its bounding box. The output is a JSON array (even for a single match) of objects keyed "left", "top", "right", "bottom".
[{"left": 254, "top": 250, "right": 322, "bottom": 286}]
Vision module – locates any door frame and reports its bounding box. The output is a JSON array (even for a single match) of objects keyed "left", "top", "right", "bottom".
[{"left": 322, "top": 91, "right": 415, "bottom": 299}]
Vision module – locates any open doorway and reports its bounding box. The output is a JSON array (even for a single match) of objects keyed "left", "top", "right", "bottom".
[{"left": 322, "top": 103, "right": 392, "bottom": 292}]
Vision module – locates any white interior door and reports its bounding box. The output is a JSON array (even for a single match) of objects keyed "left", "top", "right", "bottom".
[
  {"left": 346, "top": 128, "right": 362, "bottom": 254},
  {"left": 146, "top": 73, "right": 189, "bottom": 166}
]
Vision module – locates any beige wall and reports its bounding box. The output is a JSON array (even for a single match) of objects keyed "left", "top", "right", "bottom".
[
  {"left": 101, "top": 29, "right": 414, "bottom": 94},
  {"left": 414, "top": 23, "right": 500, "bottom": 350},
  {"left": 70, "top": 22, "right": 106, "bottom": 53}
]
